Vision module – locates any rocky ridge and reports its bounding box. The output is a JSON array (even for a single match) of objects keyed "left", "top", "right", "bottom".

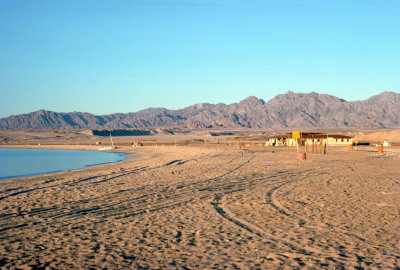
[{"left": 0, "top": 91, "right": 399, "bottom": 129}]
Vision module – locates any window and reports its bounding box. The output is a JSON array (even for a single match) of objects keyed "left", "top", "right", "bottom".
[{"left": 341, "top": 139, "right": 344, "bottom": 142}]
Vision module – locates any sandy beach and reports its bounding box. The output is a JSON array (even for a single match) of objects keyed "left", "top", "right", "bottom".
[{"left": 0, "top": 145, "right": 399, "bottom": 269}]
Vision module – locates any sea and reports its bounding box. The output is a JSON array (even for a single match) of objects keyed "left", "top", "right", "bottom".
[{"left": 0, "top": 148, "right": 128, "bottom": 180}]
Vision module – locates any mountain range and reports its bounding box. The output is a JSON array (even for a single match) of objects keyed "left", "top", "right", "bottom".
[{"left": 1, "top": 91, "right": 399, "bottom": 130}]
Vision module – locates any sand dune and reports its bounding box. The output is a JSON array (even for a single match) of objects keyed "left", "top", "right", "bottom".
[
  {"left": 0, "top": 145, "right": 399, "bottom": 269},
  {"left": 354, "top": 130, "right": 400, "bottom": 144}
]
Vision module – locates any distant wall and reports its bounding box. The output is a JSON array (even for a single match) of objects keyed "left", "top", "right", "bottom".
[{"left": 92, "top": 130, "right": 152, "bottom": 137}]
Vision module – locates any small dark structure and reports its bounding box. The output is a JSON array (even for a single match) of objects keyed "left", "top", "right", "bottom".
[{"left": 92, "top": 129, "right": 152, "bottom": 136}]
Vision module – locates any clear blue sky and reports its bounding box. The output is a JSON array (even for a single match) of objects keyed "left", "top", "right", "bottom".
[{"left": 0, "top": 0, "right": 399, "bottom": 117}]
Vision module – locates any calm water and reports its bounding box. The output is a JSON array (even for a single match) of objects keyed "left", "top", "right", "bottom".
[{"left": 0, "top": 148, "right": 129, "bottom": 180}]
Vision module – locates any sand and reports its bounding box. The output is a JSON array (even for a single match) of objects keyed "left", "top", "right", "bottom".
[{"left": 0, "top": 145, "right": 399, "bottom": 269}]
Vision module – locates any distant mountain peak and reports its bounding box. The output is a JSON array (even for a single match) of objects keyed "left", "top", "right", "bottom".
[
  {"left": 239, "top": 96, "right": 265, "bottom": 105},
  {"left": 381, "top": 90, "right": 396, "bottom": 94},
  {"left": 243, "top": 95, "right": 259, "bottom": 100},
  {"left": 35, "top": 109, "right": 49, "bottom": 114},
  {"left": 372, "top": 91, "right": 398, "bottom": 98}
]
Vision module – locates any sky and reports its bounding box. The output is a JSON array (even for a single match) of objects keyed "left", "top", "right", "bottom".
[{"left": 0, "top": 0, "right": 399, "bottom": 117}]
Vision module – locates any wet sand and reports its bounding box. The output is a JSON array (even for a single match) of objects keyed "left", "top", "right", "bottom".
[{"left": 0, "top": 145, "right": 399, "bottom": 269}]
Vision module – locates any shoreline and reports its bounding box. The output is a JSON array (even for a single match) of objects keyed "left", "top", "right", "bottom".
[{"left": 0, "top": 143, "right": 132, "bottom": 153}]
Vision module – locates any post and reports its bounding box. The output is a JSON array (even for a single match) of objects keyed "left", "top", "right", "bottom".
[
  {"left": 326, "top": 133, "right": 328, "bottom": 154},
  {"left": 110, "top": 134, "right": 114, "bottom": 146}
]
